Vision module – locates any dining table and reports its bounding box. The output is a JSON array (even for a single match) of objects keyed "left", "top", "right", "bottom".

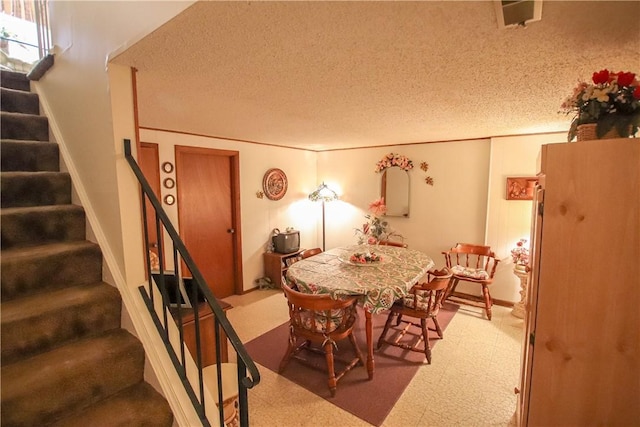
[{"left": 286, "top": 244, "right": 435, "bottom": 379}]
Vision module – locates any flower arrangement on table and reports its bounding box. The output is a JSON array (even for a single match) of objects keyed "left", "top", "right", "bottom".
[
  {"left": 349, "top": 251, "right": 383, "bottom": 264},
  {"left": 560, "top": 69, "right": 640, "bottom": 142},
  {"left": 511, "top": 238, "right": 530, "bottom": 267},
  {"left": 374, "top": 153, "right": 414, "bottom": 172},
  {"left": 354, "top": 198, "right": 403, "bottom": 245}
]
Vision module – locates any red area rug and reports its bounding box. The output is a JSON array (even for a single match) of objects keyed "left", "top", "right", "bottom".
[{"left": 245, "top": 302, "right": 458, "bottom": 426}]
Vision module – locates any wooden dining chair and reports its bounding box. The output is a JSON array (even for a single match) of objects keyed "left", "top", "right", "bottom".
[
  {"left": 377, "top": 240, "right": 408, "bottom": 248},
  {"left": 442, "top": 243, "right": 500, "bottom": 320},
  {"left": 279, "top": 280, "right": 364, "bottom": 397},
  {"left": 299, "top": 247, "right": 322, "bottom": 259},
  {"left": 376, "top": 268, "right": 452, "bottom": 364}
]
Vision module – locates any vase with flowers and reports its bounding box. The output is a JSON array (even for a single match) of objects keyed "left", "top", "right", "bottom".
[
  {"left": 560, "top": 69, "right": 640, "bottom": 142},
  {"left": 511, "top": 238, "right": 530, "bottom": 271},
  {"left": 354, "top": 198, "right": 403, "bottom": 245}
]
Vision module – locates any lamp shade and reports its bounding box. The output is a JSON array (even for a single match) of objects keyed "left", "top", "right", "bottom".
[{"left": 308, "top": 182, "right": 338, "bottom": 202}]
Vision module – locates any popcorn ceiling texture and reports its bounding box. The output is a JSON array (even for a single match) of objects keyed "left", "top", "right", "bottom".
[{"left": 112, "top": 1, "right": 640, "bottom": 151}]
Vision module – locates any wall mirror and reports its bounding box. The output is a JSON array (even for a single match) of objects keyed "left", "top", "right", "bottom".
[{"left": 381, "top": 167, "right": 410, "bottom": 217}]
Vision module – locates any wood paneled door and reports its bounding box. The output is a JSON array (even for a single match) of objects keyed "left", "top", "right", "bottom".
[{"left": 175, "top": 145, "right": 243, "bottom": 299}]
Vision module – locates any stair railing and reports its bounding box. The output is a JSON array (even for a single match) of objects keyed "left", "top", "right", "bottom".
[{"left": 124, "top": 139, "right": 259, "bottom": 427}]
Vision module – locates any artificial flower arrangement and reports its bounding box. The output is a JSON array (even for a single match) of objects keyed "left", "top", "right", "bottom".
[
  {"left": 560, "top": 69, "right": 640, "bottom": 142},
  {"left": 374, "top": 153, "right": 414, "bottom": 172},
  {"left": 354, "top": 198, "right": 403, "bottom": 244},
  {"left": 349, "top": 251, "right": 383, "bottom": 264},
  {"left": 510, "top": 238, "right": 530, "bottom": 266}
]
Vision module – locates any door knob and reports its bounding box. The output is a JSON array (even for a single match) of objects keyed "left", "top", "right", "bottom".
[
  {"left": 150, "top": 243, "right": 158, "bottom": 248},
  {"left": 227, "top": 228, "right": 235, "bottom": 234}
]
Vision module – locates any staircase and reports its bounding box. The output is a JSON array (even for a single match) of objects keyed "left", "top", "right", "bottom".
[{"left": 0, "top": 70, "right": 174, "bottom": 426}]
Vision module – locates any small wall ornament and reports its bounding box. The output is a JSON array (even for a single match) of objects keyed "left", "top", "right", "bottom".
[
  {"left": 375, "top": 153, "right": 414, "bottom": 172},
  {"left": 420, "top": 161, "right": 434, "bottom": 186}
]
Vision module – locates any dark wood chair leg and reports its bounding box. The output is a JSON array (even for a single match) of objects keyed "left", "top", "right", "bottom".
[
  {"left": 445, "top": 277, "right": 459, "bottom": 300},
  {"left": 481, "top": 284, "right": 492, "bottom": 320},
  {"left": 278, "top": 331, "right": 296, "bottom": 372},
  {"left": 377, "top": 311, "right": 395, "bottom": 349},
  {"left": 420, "top": 318, "right": 432, "bottom": 364},
  {"left": 324, "top": 341, "right": 337, "bottom": 397},
  {"left": 432, "top": 316, "right": 443, "bottom": 339},
  {"left": 349, "top": 333, "right": 365, "bottom": 366}
]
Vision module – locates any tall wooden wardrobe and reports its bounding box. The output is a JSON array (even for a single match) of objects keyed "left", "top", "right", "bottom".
[{"left": 518, "top": 138, "right": 639, "bottom": 426}]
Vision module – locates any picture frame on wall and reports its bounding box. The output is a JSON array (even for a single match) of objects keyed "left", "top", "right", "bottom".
[{"left": 506, "top": 176, "right": 538, "bottom": 200}]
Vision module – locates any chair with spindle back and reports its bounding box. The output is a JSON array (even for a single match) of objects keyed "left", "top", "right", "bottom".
[
  {"left": 279, "top": 279, "right": 364, "bottom": 397},
  {"left": 377, "top": 268, "right": 452, "bottom": 363},
  {"left": 442, "top": 243, "right": 500, "bottom": 320}
]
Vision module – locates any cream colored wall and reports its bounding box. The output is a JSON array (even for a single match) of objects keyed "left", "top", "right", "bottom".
[
  {"left": 486, "top": 133, "right": 566, "bottom": 302},
  {"left": 42, "top": 0, "right": 193, "bottom": 274},
  {"left": 317, "top": 139, "right": 491, "bottom": 262},
  {"left": 140, "top": 129, "right": 318, "bottom": 291}
]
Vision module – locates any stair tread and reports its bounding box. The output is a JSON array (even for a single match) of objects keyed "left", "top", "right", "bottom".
[
  {"left": 1, "top": 204, "right": 83, "bottom": 215},
  {"left": 1, "top": 138, "right": 57, "bottom": 145},
  {"left": 0, "top": 240, "right": 99, "bottom": 261},
  {"left": 1, "top": 281, "right": 119, "bottom": 324},
  {"left": 1, "top": 171, "right": 68, "bottom": 177},
  {"left": 49, "top": 382, "right": 173, "bottom": 427},
  {"left": 0, "top": 110, "right": 43, "bottom": 117},
  {"left": 1, "top": 240, "right": 98, "bottom": 262},
  {"left": 1, "top": 328, "right": 141, "bottom": 385}
]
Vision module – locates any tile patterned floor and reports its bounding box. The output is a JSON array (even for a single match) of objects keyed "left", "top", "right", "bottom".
[{"left": 223, "top": 289, "right": 524, "bottom": 427}]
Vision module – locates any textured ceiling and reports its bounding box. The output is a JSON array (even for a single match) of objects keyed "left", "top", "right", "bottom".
[{"left": 112, "top": 1, "right": 640, "bottom": 151}]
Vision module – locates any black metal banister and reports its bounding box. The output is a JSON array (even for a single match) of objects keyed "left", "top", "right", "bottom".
[{"left": 123, "top": 139, "right": 259, "bottom": 426}]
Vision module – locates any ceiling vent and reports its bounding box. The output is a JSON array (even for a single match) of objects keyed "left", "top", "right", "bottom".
[{"left": 494, "top": 0, "right": 543, "bottom": 29}]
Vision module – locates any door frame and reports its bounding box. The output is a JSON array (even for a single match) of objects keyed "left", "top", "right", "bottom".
[{"left": 138, "top": 141, "right": 164, "bottom": 275}]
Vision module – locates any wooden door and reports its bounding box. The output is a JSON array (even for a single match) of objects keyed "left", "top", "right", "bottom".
[
  {"left": 138, "top": 142, "right": 163, "bottom": 271},
  {"left": 175, "top": 146, "right": 242, "bottom": 298}
]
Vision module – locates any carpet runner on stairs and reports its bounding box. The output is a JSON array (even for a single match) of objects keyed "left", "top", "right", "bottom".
[{"left": 0, "top": 70, "right": 174, "bottom": 426}]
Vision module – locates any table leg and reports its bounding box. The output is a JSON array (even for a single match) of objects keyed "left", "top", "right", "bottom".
[{"left": 365, "top": 310, "right": 374, "bottom": 379}]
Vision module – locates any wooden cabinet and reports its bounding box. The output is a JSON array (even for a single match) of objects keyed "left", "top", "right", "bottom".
[
  {"left": 172, "top": 301, "right": 232, "bottom": 368},
  {"left": 518, "top": 138, "right": 639, "bottom": 426},
  {"left": 263, "top": 249, "right": 304, "bottom": 288}
]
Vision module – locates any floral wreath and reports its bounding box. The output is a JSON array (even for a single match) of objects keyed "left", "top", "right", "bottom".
[{"left": 374, "top": 153, "right": 413, "bottom": 173}]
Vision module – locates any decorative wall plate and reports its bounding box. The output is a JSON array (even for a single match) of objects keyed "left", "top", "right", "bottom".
[{"left": 262, "top": 168, "right": 288, "bottom": 201}]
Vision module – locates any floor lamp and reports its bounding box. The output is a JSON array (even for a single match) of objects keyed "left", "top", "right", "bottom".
[{"left": 308, "top": 182, "right": 338, "bottom": 251}]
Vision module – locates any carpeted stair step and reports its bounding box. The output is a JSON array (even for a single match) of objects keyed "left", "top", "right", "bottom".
[
  {"left": 0, "top": 329, "right": 146, "bottom": 427},
  {"left": 1, "top": 139, "right": 59, "bottom": 172},
  {"left": 49, "top": 382, "right": 173, "bottom": 427},
  {"left": 1, "top": 204, "right": 86, "bottom": 249},
  {"left": 1, "top": 87, "right": 40, "bottom": 114},
  {"left": 1, "top": 282, "right": 122, "bottom": 365},
  {"left": 0, "top": 70, "right": 31, "bottom": 91},
  {"left": 1, "top": 171, "right": 71, "bottom": 207},
  {"left": 1, "top": 241, "right": 103, "bottom": 302},
  {"left": 0, "top": 111, "right": 49, "bottom": 141}
]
